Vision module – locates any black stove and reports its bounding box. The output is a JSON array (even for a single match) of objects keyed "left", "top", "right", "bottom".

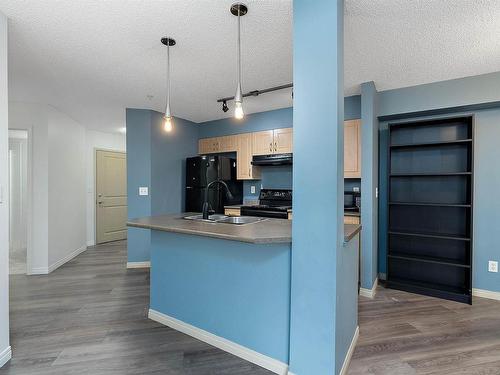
[{"left": 241, "top": 189, "right": 292, "bottom": 219}]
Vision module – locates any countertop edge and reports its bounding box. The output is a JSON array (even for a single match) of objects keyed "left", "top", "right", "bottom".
[{"left": 127, "top": 221, "right": 292, "bottom": 244}]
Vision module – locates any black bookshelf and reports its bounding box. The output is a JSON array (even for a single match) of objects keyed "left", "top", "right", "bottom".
[{"left": 386, "top": 116, "right": 473, "bottom": 304}]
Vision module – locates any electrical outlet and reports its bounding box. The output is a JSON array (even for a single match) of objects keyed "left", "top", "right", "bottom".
[
  {"left": 489, "top": 261, "right": 498, "bottom": 273},
  {"left": 250, "top": 185, "right": 256, "bottom": 194},
  {"left": 353, "top": 187, "right": 360, "bottom": 192},
  {"left": 139, "top": 187, "right": 149, "bottom": 196}
]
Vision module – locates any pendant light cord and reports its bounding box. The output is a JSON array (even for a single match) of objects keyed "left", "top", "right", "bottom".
[
  {"left": 166, "top": 40, "right": 171, "bottom": 115},
  {"left": 237, "top": 8, "right": 241, "bottom": 92}
]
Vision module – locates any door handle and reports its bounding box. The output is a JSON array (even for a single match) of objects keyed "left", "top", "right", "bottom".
[
  {"left": 274, "top": 142, "right": 277, "bottom": 152},
  {"left": 98, "top": 201, "right": 103, "bottom": 205},
  {"left": 270, "top": 143, "right": 273, "bottom": 152}
]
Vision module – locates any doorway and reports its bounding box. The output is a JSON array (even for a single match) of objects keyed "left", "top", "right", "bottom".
[
  {"left": 8, "top": 130, "right": 28, "bottom": 275},
  {"left": 95, "top": 149, "right": 127, "bottom": 244}
]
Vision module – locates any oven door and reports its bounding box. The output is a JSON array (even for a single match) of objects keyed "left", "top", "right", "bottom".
[{"left": 241, "top": 207, "right": 288, "bottom": 219}]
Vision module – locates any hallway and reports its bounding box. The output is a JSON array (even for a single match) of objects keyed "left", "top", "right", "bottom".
[{"left": 1, "top": 241, "right": 271, "bottom": 374}]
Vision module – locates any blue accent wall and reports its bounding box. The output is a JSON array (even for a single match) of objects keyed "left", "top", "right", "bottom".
[
  {"left": 150, "top": 111, "right": 199, "bottom": 215},
  {"left": 126, "top": 109, "right": 198, "bottom": 262},
  {"left": 126, "top": 109, "right": 152, "bottom": 262},
  {"left": 150, "top": 231, "right": 291, "bottom": 363},
  {"left": 377, "top": 71, "right": 500, "bottom": 293}
]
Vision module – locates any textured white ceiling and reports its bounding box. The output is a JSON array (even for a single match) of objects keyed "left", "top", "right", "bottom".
[{"left": 1, "top": 0, "right": 500, "bottom": 133}]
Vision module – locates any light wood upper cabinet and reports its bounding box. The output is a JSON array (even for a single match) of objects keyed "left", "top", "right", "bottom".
[
  {"left": 344, "top": 119, "right": 361, "bottom": 178},
  {"left": 274, "top": 128, "right": 293, "bottom": 154},
  {"left": 218, "top": 135, "right": 237, "bottom": 153},
  {"left": 236, "top": 133, "right": 261, "bottom": 180},
  {"left": 199, "top": 138, "right": 213, "bottom": 154},
  {"left": 252, "top": 128, "right": 293, "bottom": 155},
  {"left": 252, "top": 130, "right": 274, "bottom": 155}
]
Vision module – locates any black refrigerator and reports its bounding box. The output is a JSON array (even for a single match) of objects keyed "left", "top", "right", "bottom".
[{"left": 185, "top": 155, "right": 243, "bottom": 213}]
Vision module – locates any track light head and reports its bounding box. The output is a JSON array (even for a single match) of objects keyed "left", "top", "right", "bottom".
[{"left": 222, "top": 100, "right": 229, "bottom": 113}]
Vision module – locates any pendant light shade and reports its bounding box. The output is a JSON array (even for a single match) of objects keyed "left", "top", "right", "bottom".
[
  {"left": 231, "top": 3, "right": 247, "bottom": 120},
  {"left": 161, "top": 37, "right": 176, "bottom": 132}
]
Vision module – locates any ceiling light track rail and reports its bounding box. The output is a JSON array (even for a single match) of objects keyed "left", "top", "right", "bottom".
[{"left": 217, "top": 83, "right": 293, "bottom": 103}]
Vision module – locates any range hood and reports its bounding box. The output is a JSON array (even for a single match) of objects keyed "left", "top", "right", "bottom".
[{"left": 251, "top": 153, "right": 293, "bottom": 166}]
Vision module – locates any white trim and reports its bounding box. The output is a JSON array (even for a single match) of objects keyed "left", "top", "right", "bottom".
[
  {"left": 126, "top": 261, "right": 151, "bottom": 269},
  {"left": 359, "top": 278, "right": 378, "bottom": 299},
  {"left": 0, "top": 346, "right": 12, "bottom": 368},
  {"left": 473, "top": 288, "right": 500, "bottom": 301},
  {"left": 87, "top": 240, "right": 95, "bottom": 247},
  {"left": 148, "top": 309, "right": 288, "bottom": 375},
  {"left": 48, "top": 245, "right": 87, "bottom": 273},
  {"left": 30, "top": 267, "right": 48, "bottom": 275},
  {"left": 287, "top": 372, "right": 297, "bottom": 375},
  {"left": 339, "top": 326, "right": 359, "bottom": 375}
]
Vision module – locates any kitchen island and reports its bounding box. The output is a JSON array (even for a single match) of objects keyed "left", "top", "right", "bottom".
[{"left": 127, "top": 214, "right": 360, "bottom": 374}]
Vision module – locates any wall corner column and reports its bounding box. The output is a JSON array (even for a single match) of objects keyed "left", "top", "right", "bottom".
[
  {"left": 290, "top": 1, "right": 348, "bottom": 374},
  {"left": 360, "top": 81, "right": 379, "bottom": 290}
]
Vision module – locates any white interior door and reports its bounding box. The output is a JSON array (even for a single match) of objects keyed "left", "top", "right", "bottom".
[{"left": 96, "top": 150, "right": 127, "bottom": 244}]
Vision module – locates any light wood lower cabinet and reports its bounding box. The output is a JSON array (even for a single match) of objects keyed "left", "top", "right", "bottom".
[
  {"left": 224, "top": 207, "right": 241, "bottom": 217},
  {"left": 344, "top": 215, "right": 360, "bottom": 225}
]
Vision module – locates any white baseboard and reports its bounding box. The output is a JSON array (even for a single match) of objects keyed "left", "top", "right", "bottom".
[
  {"left": 0, "top": 346, "right": 12, "bottom": 368},
  {"left": 126, "top": 261, "right": 151, "bottom": 269},
  {"left": 148, "top": 309, "right": 288, "bottom": 375},
  {"left": 48, "top": 245, "right": 87, "bottom": 273},
  {"left": 339, "top": 326, "right": 359, "bottom": 375},
  {"left": 30, "top": 267, "right": 49, "bottom": 275},
  {"left": 473, "top": 288, "right": 500, "bottom": 301},
  {"left": 359, "top": 278, "right": 378, "bottom": 299}
]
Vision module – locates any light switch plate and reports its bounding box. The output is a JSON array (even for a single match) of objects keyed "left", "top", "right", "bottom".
[
  {"left": 251, "top": 186, "right": 256, "bottom": 194},
  {"left": 139, "top": 187, "right": 149, "bottom": 196},
  {"left": 489, "top": 261, "right": 498, "bottom": 273}
]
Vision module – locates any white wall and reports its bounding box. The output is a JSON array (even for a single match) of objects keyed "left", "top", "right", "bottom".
[
  {"left": 85, "top": 130, "right": 126, "bottom": 246},
  {"left": 0, "top": 10, "right": 11, "bottom": 368},
  {"left": 47, "top": 106, "right": 87, "bottom": 269},
  {"left": 9, "top": 102, "right": 49, "bottom": 274}
]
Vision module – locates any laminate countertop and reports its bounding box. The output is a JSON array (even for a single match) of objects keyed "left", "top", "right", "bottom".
[{"left": 127, "top": 213, "right": 361, "bottom": 245}]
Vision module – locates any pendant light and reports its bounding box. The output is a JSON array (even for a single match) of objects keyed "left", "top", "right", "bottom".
[
  {"left": 161, "top": 37, "right": 176, "bottom": 132},
  {"left": 230, "top": 3, "right": 247, "bottom": 120}
]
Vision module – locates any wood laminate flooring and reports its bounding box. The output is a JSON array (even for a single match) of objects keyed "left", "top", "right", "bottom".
[
  {"left": 349, "top": 286, "right": 500, "bottom": 375},
  {"left": 0, "top": 240, "right": 272, "bottom": 375}
]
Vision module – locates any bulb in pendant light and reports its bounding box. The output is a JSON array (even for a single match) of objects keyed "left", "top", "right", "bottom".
[
  {"left": 163, "top": 115, "right": 173, "bottom": 132},
  {"left": 234, "top": 101, "right": 244, "bottom": 119}
]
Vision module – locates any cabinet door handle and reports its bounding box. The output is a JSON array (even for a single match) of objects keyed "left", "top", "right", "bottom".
[
  {"left": 274, "top": 142, "right": 277, "bottom": 151},
  {"left": 270, "top": 143, "right": 273, "bottom": 152}
]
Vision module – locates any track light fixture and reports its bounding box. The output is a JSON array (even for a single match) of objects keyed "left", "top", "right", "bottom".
[{"left": 222, "top": 100, "right": 229, "bottom": 112}]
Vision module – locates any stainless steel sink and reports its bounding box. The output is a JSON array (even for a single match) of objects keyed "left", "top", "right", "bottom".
[
  {"left": 217, "top": 216, "right": 266, "bottom": 225},
  {"left": 183, "top": 214, "right": 228, "bottom": 222},
  {"left": 183, "top": 214, "right": 265, "bottom": 225}
]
